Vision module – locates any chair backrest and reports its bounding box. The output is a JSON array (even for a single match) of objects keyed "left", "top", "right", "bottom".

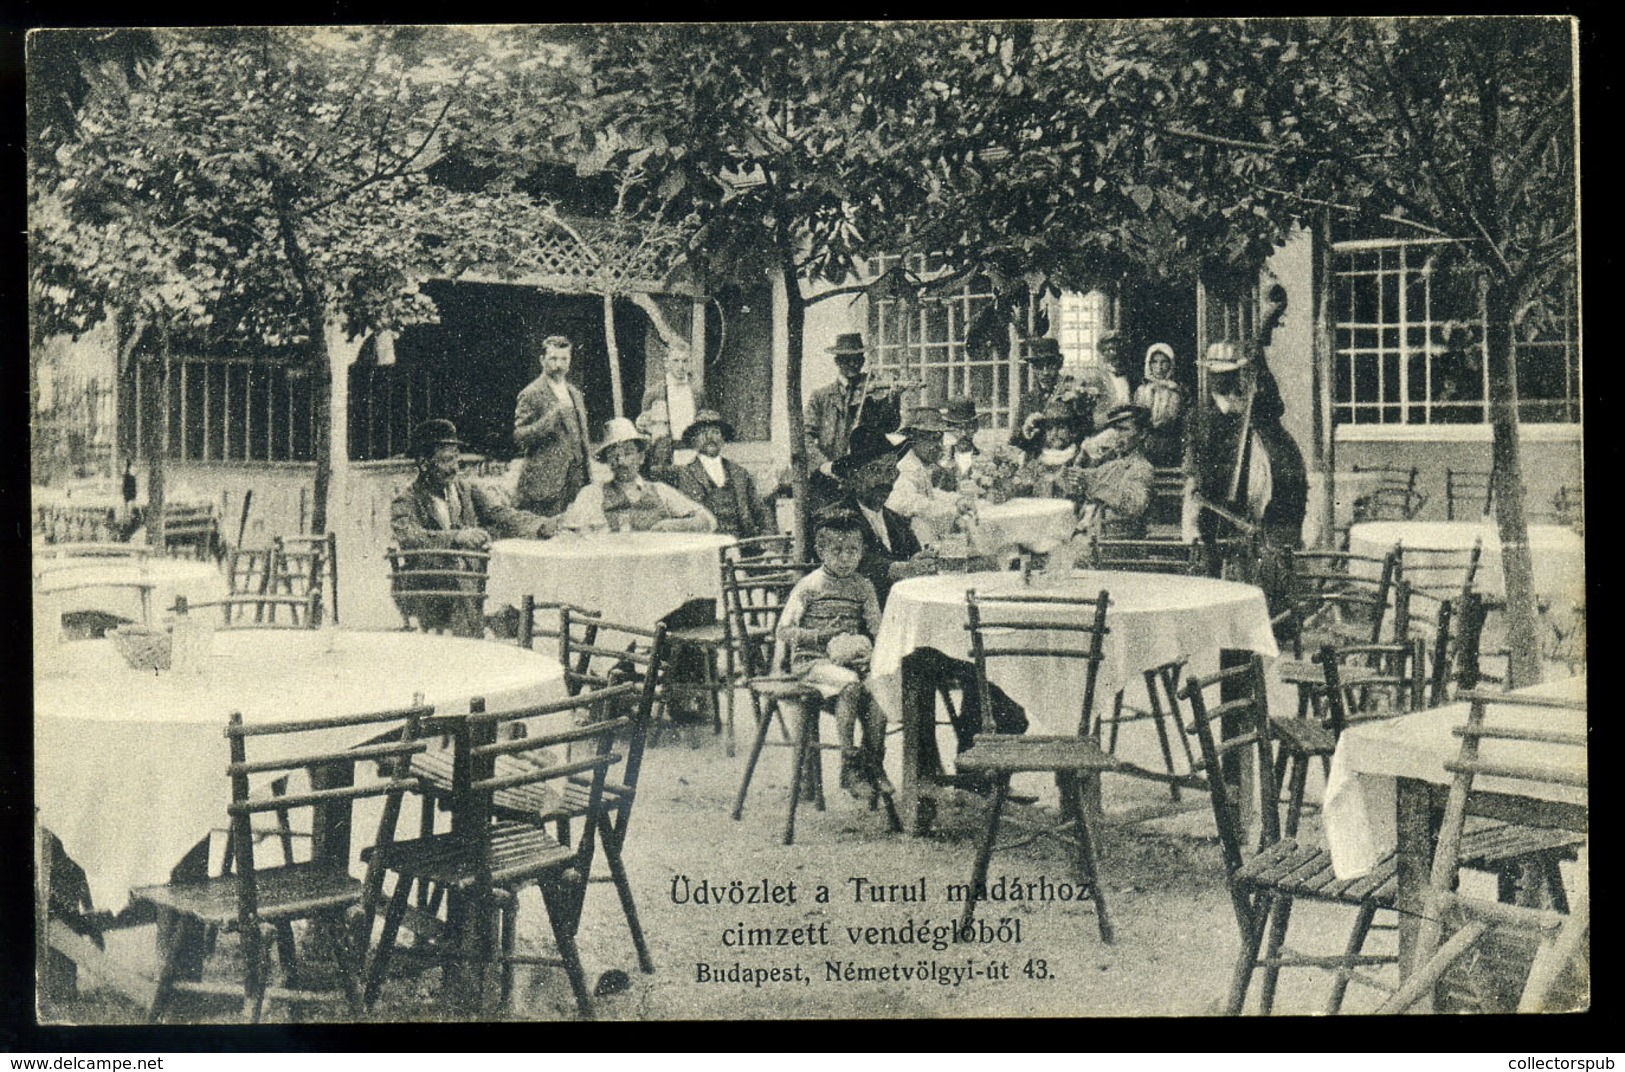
[
  {"left": 1394, "top": 689, "right": 1587, "bottom": 1012},
  {"left": 386, "top": 546, "right": 490, "bottom": 633},
  {"left": 1394, "top": 582, "right": 1460, "bottom": 708},
  {"left": 1351, "top": 465, "right": 1424, "bottom": 521},
  {"left": 273, "top": 534, "right": 338, "bottom": 623},
  {"left": 552, "top": 616, "right": 668, "bottom": 818},
  {"left": 35, "top": 542, "right": 149, "bottom": 563},
  {"left": 1089, "top": 536, "right": 1203, "bottom": 576},
  {"left": 1445, "top": 468, "right": 1494, "bottom": 521},
  {"left": 1279, "top": 546, "right": 1403, "bottom": 654},
  {"left": 724, "top": 534, "right": 796, "bottom": 565},
  {"left": 227, "top": 546, "right": 277, "bottom": 598},
  {"left": 1318, "top": 637, "right": 1427, "bottom": 735},
  {"left": 517, "top": 595, "right": 601, "bottom": 663},
  {"left": 964, "top": 588, "right": 1110, "bottom": 738},
  {"left": 1179, "top": 655, "right": 1281, "bottom": 883},
  {"left": 454, "top": 684, "right": 640, "bottom": 883},
  {"left": 721, "top": 558, "right": 816, "bottom": 677},
  {"left": 225, "top": 703, "right": 428, "bottom": 929},
  {"left": 177, "top": 592, "right": 320, "bottom": 629},
  {"left": 1396, "top": 539, "right": 1481, "bottom": 604},
  {"left": 162, "top": 503, "right": 220, "bottom": 560}
]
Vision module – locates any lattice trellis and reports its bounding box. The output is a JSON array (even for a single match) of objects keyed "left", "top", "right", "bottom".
[{"left": 499, "top": 213, "right": 693, "bottom": 296}]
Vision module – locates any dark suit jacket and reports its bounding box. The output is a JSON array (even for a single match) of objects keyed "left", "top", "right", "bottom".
[
  {"left": 514, "top": 375, "right": 592, "bottom": 516},
  {"left": 673, "top": 456, "right": 774, "bottom": 539},
  {"left": 389, "top": 475, "right": 548, "bottom": 636}
]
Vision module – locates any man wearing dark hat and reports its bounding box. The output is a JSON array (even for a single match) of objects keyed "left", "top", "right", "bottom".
[
  {"left": 513, "top": 334, "right": 593, "bottom": 516},
  {"left": 1010, "top": 336, "right": 1089, "bottom": 457},
  {"left": 887, "top": 406, "right": 971, "bottom": 546},
  {"left": 673, "top": 410, "right": 775, "bottom": 539},
  {"left": 939, "top": 397, "right": 984, "bottom": 491},
  {"left": 1073, "top": 404, "right": 1156, "bottom": 540},
  {"left": 804, "top": 332, "right": 904, "bottom": 474},
  {"left": 825, "top": 425, "right": 937, "bottom": 607},
  {"left": 391, "top": 419, "right": 557, "bottom": 636}
]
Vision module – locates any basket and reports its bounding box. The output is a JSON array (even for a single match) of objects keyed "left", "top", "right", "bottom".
[{"left": 110, "top": 625, "right": 172, "bottom": 671}]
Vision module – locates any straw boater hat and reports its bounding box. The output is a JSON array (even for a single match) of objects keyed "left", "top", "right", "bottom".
[
  {"left": 410, "top": 418, "right": 465, "bottom": 459},
  {"left": 1201, "top": 341, "right": 1251, "bottom": 374},
  {"left": 595, "top": 417, "right": 650, "bottom": 460},
  {"left": 827, "top": 333, "right": 869, "bottom": 358},
  {"left": 900, "top": 406, "right": 949, "bottom": 435},
  {"left": 681, "top": 409, "right": 736, "bottom": 446},
  {"left": 1020, "top": 337, "right": 1065, "bottom": 365},
  {"left": 943, "top": 398, "right": 983, "bottom": 427},
  {"left": 831, "top": 424, "right": 909, "bottom": 478}
]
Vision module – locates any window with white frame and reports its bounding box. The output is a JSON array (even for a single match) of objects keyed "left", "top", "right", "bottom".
[
  {"left": 1332, "top": 238, "right": 1579, "bottom": 426},
  {"left": 868, "top": 255, "right": 1014, "bottom": 429},
  {"left": 1052, "top": 290, "right": 1113, "bottom": 377}
]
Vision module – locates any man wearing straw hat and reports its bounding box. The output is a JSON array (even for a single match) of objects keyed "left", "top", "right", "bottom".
[
  {"left": 804, "top": 332, "right": 904, "bottom": 474},
  {"left": 886, "top": 405, "right": 973, "bottom": 547},
  {"left": 559, "top": 418, "right": 717, "bottom": 534},
  {"left": 673, "top": 409, "right": 775, "bottom": 539}
]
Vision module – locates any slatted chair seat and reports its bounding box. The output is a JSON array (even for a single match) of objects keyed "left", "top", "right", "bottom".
[
  {"left": 1457, "top": 821, "right": 1585, "bottom": 871},
  {"left": 375, "top": 820, "right": 577, "bottom": 890},
  {"left": 131, "top": 861, "right": 367, "bottom": 925},
  {"left": 956, "top": 733, "right": 1118, "bottom": 774},
  {"left": 1267, "top": 717, "right": 1339, "bottom": 758},
  {"left": 410, "top": 745, "right": 565, "bottom": 820},
  {"left": 1235, "top": 840, "right": 1400, "bottom": 903}
]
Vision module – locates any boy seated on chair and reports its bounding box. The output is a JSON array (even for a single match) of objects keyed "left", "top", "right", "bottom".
[{"left": 774, "top": 507, "right": 891, "bottom": 798}]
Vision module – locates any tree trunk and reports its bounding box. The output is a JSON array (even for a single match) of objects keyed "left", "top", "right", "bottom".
[
  {"left": 274, "top": 201, "right": 332, "bottom": 535},
  {"left": 781, "top": 258, "right": 810, "bottom": 561},
  {"left": 146, "top": 320, "right": 170, "bottom": 550},
  {"left": 1482, "top": 276, "right": 1542, "bottom": 688}
]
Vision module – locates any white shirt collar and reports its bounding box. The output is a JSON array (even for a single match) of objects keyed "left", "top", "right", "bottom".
[
  {"left": 857, "top": 502, "right": 891, "bottom": 550},
  {"left": 697, "top": 454, "right": 727, "bottom": 485}
]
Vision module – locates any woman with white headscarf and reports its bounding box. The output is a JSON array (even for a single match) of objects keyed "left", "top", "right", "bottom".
[{"left": 1133, "top": 342, "right": 1186, "bottom": 466}]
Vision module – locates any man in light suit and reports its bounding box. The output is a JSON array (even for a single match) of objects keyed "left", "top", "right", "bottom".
[
  {"left": 514, "top": 335, "right": 593, "bottom": 517},
  {"left": 390, "top": 419, "right": 556, "bottom": 637}
]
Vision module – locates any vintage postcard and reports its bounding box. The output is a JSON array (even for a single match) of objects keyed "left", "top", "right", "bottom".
[{"left": 29, "top": 18, "right": 1584, "bottom": 1024}]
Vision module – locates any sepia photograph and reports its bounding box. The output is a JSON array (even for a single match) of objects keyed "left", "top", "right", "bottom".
[{"left": 27, "top": 18, "right": 1586, "bottom": 1024}]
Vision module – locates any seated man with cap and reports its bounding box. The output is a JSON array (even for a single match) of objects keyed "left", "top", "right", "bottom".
[
  {"left": 886, "top": 406, "right": 974, "bottom": 547},
  {"left": 391, "top": 418, "right": 558, "bottom": 636},
  {"left": 673, "top": 410, "right": 775, "bottom": 539},
  {"left": 1010, "top": 336, "right": 1090, "bottom": 457},
  {"left": 824, "top": 425, "right": 938, "bottom": 608},
  {"left": 560, "top": 417, "right": 718, "bottom": 534},
  {"left": 1073, "top": 404, "right": 1157, "bottom": 541}
]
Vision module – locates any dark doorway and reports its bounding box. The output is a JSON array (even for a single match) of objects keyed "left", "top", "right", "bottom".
[
  {"left": 1120, "top": 278, "right": 1198, "bottom": 393},
  {"left": 707, "top": 283, "right": 775, "bottom": 442},
  {"left": 360, "top": 281, "right": 649, "bottom": 460}
]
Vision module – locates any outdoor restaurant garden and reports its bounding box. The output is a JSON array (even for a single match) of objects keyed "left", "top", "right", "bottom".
[{"left": 28, "top": 18, "right": 1586, "bottom": 1023}]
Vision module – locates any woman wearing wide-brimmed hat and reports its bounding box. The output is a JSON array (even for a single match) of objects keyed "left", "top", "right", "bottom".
[
  {"left": 559, "top": 418, "right": 717, "bottom": 533},
  {"left": 671, "top": 410, "right": 775, "bottom": 539}
]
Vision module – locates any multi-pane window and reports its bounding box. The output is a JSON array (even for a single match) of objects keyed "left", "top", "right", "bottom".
[
  {"left": 868, "top": 255, "right": 1013, "bottom": 429},
  {"left": 1332, "top": 239, "right": 1579, "bottom": 426},
  {"left": 121, "top": 355, "right": 316, "bottom": 462},
  {"left": 1052, "top": 290, "right": 1113, "bottom": 376}
]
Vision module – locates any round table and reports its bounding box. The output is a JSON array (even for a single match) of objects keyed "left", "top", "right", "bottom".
[
  {"left": 485, "top": 532, "right": 737, "bottom": 628},
  {"left": 963, "top": 497, "right": 1077, "bottom": 556},
  {"left": 34, "top": 557, "right": 229, "bottom": 630},
  {"left": 871, "top": 569, "right": 1279, "bottom": 736},
  {"left": 35, "top": 629, "right": 567, "bottom": 909},
  {"left": 1348, "top": 520, "right": 1584, "bottom": 607}
]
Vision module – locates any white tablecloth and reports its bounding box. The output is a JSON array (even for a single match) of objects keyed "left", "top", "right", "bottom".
[
  {"left": 1323, "top": 674, "right": 1587, "bottom": 880},
  {"left": 35, "top": 558, "right": 229, "bottom": 629},
  {"left": 1348, "top": 521, "right": 1585, "bottom": 607},
  {"left": 870, "top": 569, "right": 1279, "bottom": 735},
  {"left": 964, "top": 497, "right": 1078, "bottom": 556},
  {"left": 35, "top": 630, "right": 566, "bottom": 908},
  {"left": 486, "top": 532, "right": 735, "bottom": 628}
]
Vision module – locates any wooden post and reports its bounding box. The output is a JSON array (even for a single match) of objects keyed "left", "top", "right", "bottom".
[
  {"left": 603, "top": 294, "right": 625, "bottom": 419},
  {"left": 1312, "top": 215, "right": 1339, "bottom": 548}
]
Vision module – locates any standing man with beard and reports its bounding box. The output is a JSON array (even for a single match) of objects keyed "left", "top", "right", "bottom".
[{"left": 513, "top": 335, "right": 592, "bottom": 517}]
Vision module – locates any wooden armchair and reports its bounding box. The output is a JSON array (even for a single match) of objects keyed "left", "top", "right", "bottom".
[{"left": 130, "top": 704, "right": 427, "bottom": 1022}]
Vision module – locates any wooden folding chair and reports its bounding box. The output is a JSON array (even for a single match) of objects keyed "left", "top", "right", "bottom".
[
  {"left": 1445, "top": 468, "right": 1493, "bottom": 520},
  {"left": 1351, "top": 465, "right": 1425, "bottom": 522},
  {"left": 365, "top": 684, "right": 637, "bottom": 1018},
  {"left": 954, "top": 589, "right": 1118, "bottom": 943},
  {"left": 387, "top": 546, "right": 489, "bottom": 639},
  {"left": 130, "top": 704, "right": 427, "bottom": 1022},
  {"left": 273, "top": 533, "right": 338, "bottom": 625}
]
